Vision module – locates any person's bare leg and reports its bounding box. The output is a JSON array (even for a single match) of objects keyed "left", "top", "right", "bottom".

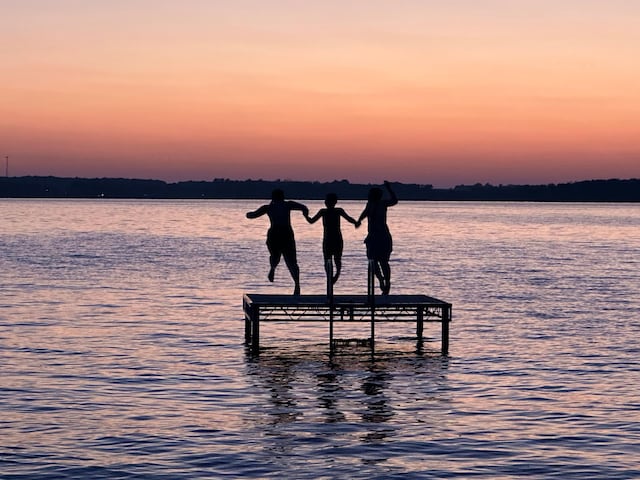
[
  {"left": 268, "top": 252, "right": 280, "bottom": 282},
  {"left": 374, "top": 261, "right": 384, "bottom": 291},
  {"left": 324, "top": 255, "right": 332, "bottom": 286},
  {"left": 332, "top": 256, "right": 342, "bottom": 284},
  {"left": 284, "top": 253, "right": 300, "bottom": 295},
  {"left": 380, "top": 261, "right": 391, "bottom": 295}
]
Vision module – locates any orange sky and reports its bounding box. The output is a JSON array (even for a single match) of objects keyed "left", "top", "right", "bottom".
[{"left": 1, "top": 1, "right": 639, "bottom": 186}]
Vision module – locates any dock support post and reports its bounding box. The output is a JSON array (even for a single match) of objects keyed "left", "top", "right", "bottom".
[
  {"left": 251, "top": 304, "right": 260, "bottom": 355},
  {"left": 370, "top": 307, "right": 375, "bottom": 350},
  {"left": 441, "top": 305, "right": 450, "bottom": 355},
  {"left": 367, "top": 259, "right": 375, "bottom": 304},
  {"left": 417, "top": 306, "right": 424, "bottom": 340},
  {"left": 329, "top": 310, "right": 334, "bottom": 354},
  {"left": 327, "top": 259, "right": 334, "bottom": 354},
  {"left": 245, "top": 317, "right": 251, "bottom": 344},
  {"left": 367, "top": 260, "right": 376, "bottom": 350},
  {"left": 244, "top": 298, "right": 252, "bottom": 344}
]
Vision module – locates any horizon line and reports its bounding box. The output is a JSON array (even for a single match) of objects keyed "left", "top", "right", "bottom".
[{"left": 3, "top": 174, "right": 639, "bottom": 189}]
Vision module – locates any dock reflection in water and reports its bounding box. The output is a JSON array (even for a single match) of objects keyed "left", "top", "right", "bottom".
[{"left": 245, "top": 345, "right": 452, "bottom": 469}]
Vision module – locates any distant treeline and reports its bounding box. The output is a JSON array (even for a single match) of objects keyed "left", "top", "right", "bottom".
[{"left": 1, "top": 176, "right": 639, "bottom": 202}]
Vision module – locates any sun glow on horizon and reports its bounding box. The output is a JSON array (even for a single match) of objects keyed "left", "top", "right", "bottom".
[{"left": 1, "top": 1, "right": 639, "bottom": 186}]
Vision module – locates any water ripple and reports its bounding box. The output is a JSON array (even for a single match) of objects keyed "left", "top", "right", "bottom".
[{"left": 1, "top": 200, "right": 639, "bottom": 479}]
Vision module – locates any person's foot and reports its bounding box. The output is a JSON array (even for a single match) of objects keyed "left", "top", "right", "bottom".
[
  {"left": 268, "top": 268, "right": 275, "bottom": 282},
  {"left": 331, "top": 273, "right": 340, "bottom": 285},
  {"left": 381, "top": 281, "right": 390, "bottom": 295},
  {"left": 293, "top": 284, "right": 300, "bottom": 296}
]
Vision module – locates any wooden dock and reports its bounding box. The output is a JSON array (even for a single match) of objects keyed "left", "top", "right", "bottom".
[{"left": 243, "top": 293, "right": 452, "bottom": 355}]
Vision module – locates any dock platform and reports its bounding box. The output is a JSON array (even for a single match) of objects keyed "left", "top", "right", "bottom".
[{"left": 243, "top": 293, "right": 452, "bottom": 354}]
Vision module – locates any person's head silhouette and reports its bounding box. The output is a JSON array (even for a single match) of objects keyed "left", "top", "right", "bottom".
[
  {"left": 325, "top": 193, "right": 338, "bottom": 208},
  {"left": 368, "top": 187, "right": 383, "bottom": 202},
  {"left": 271, "top": 189, "right": 285, "bottom": 201}
]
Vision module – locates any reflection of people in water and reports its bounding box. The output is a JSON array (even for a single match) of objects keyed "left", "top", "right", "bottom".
[
  {"left": 306, "top": 193, "right": 357, "bottom": 285},
  {"left": 246, "top": 189, "right": 309, "bottom": 295},
  {"left": 317, "top": 370, "right": 346, "bottom": 423},
  {"left": 356, "top": 181, "right": 398, "bottom": 295},
  {"left": 361, "top": 367, "right": 393, "bottom": 429}
]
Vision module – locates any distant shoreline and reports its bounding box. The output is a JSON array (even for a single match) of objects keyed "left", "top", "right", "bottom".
[{"left": 1, "top": 176, "right": 639, "bottom": 202}]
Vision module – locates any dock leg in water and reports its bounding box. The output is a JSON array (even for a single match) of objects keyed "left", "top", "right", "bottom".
[
  {"left": 251, "top": 305, "right": 260, "bottom": 354},
  {"left": 442, "top": 305, "right": 450, "bottom": 355}
]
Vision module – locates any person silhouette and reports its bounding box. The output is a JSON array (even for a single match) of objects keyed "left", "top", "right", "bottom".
[
  {"left": 306, "top": 193, "right": 357, "bottom": 285},
  {"left": 355, "top": 181, "right": 398, "bottom": 295},
  {"left": 246, "top": 189, "right": 309, "bottom": 295}
]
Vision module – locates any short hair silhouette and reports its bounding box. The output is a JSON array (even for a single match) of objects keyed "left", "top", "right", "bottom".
[
  {"left": 271, "top": 189, "right": 285, "bottom": 201},
  {"left": 325, "top": 193, "right": 338, "bottom": 207}
]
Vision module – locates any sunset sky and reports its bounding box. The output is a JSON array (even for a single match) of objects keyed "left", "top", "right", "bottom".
[{"left": 1, "top": 1, "right": 639, "bottom": 186}]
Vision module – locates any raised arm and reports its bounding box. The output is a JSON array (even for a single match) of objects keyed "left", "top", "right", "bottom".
[
  {"left": 384, "top": 180, "right": 398, "bottom": 206},
  {"left": 246, "top": 204, "right": 269, "bottom": 219}
]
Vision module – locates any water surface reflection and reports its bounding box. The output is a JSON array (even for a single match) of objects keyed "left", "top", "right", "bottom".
[
  {"left": 3, "top": 200, "right": 639, "bottom": 479},
  {"left": 244, "top": 346, "right": 452, "bottom": 468}
]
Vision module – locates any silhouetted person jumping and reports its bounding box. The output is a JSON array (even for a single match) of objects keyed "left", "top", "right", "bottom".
[
  {"left": 246, "top": 189, "right": 309, "bottom": 295},
  {"left": 306, "top": 193, "right": 357, "bottom": 285},
  {"left": 356, "top": 181, "right": 398, "bottom": 295}
]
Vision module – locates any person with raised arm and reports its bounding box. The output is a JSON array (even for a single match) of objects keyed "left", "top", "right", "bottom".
[
  {"left": 246, "top": 189, "right": 309, "bottom": 295},
  {"left": 306, "top": 193, "right": 358, "bottom": 286},
  {"left": 355, "top": 181, "right": 398, "bottom": 295}
]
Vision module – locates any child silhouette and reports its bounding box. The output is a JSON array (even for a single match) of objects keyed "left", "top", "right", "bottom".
[{"left": 306, "top": 193, "right": 357, "bottom": 285}]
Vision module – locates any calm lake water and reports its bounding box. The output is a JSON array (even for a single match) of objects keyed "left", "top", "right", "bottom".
[{"left": 1, "top": 199, "right": 639, "bottom": 479}]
